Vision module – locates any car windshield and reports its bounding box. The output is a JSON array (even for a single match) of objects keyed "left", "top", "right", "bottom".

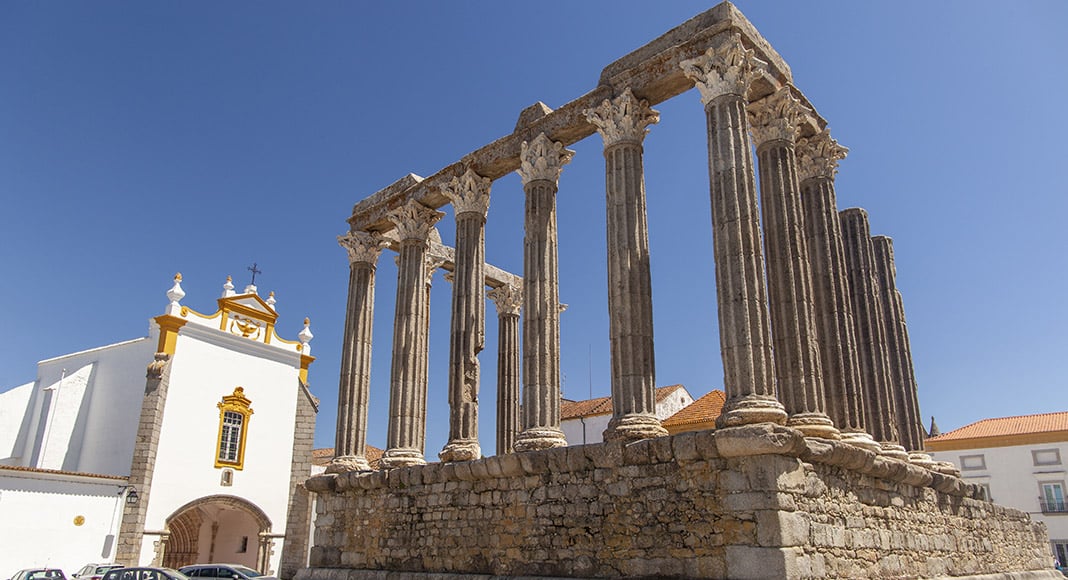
[
  {"left": 160, "top": 569, "right": 188, "bottom": 580},
  {"left": 229, "top": 568, "right": 261, "bottom": 578}
]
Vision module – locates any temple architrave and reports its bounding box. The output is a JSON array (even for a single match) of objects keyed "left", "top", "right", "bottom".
[{"left": 294, "top": 3, "right": 1060, "bottom": 578}]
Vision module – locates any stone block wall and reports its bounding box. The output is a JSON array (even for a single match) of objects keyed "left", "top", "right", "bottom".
[{"left": 300, "top": 425, "right": 1058, "bottom": 579}]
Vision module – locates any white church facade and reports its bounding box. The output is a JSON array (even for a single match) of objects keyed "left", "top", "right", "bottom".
[{"left": 0, "top": 275, "right": 317, "bottom": 579}]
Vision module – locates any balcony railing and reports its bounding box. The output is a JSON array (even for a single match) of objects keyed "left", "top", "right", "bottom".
[{"left": 1040, "top": 499, "right": 1068, "bottom": 513}]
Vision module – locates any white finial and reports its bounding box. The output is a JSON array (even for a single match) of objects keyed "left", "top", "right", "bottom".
[
  {"left": 267, "top": 291, "right": 277, "bottom": 309},
  {"left": 166, "top": 273, "right": 185, "bottom": 316},
  {"left": 244, "top": 283, "right": 257, "bottom": 295},
  {"left": 298, "top": 317, "right": 313, "bottom": 355},
  {"left": 222, "top": 275, "right": 235, "bottom": 298}
]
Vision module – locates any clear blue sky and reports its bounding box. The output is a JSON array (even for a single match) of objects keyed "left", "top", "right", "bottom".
[{"left": 2, "top": 2, "right": 1066, "bottom": 454}]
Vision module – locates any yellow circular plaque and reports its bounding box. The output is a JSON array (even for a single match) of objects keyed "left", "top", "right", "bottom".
[{"left": 73, "top": 515, "right": 85, "bottom": 526}]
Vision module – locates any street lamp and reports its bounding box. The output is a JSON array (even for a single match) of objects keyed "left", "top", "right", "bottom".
[{"left": 119, "top": 485, "right": 139, "bottom": 505}]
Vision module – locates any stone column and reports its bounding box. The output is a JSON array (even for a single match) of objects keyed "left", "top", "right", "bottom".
[
  {"left": 872, "top": 236, "right": 926, "bottom": 454},
  {"left": 513, "top": 132, "right": 572, "bottom": 452},
  {"left": 748, "top": 87, "right": 837, "bottom": 440},
  {"left": 440, "top": 169, "right": 492, "bottom": 462},
  {"left": 584, "top": 88, "right": 668, "bottom": 442},
  {"left": 380, "top": 199, "right": 444, "bottom": 468},
  {"left": 840, "top": 208, "right": 906, "bottom": 459},
  {"left": 488, "top": 282, "right": 522, "bottom": 455},
  {"left": 796, "top": 130, "right": 880, "bottom": 451},
  {"left": 328, "top": 231, "right": 386, "bottom": 473},
  {"left": 680, "top": 36, "right": 786, "bottom": 428}
]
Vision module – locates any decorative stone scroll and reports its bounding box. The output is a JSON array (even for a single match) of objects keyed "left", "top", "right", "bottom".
[
  {"left": 517, "top": 133, "right": 574, "bottom": 185},
  {"left": 796, "top": 128, "right": 849, "bottom": 182},
  {"left": 442, "top": 167, "right": 491, "bottom": 218},
  {"left": 680, "top": 34, "right": 766, "bottom": 104},
  {"left": 583, "top": 88, "right": 659, "bottom": 148},
  {"left": 487, "top": 282, "right": 522, "bottom": 317},
  {"left": 748, "top": 86, "right": 809, "bottom": 146},
  {"left": 388, "top": 199, "right": 444, "bottom": 243},
  {"left": 337, "top": 230, "right": 388, "bottom": 265}
]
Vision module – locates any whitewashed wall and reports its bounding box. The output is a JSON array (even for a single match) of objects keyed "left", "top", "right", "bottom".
[
  {"left": 561, "top": 387, "right": 695, "bottom": 446},
  {"left": 0, "top": 382, "right": 34, "bottom": 463},
  {"left": 0, "top": 470, "right": 126, "bottom": 579}
]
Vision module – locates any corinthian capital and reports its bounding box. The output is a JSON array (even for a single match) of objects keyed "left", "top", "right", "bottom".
[
  {"left": 584, "top": 88, "right": 659, "bottom": 148},
  {"left": 386, "top": 199, "right": 444, "bottom": 243},
  {"left": 796, "top": 128, "right": 849, "bottom": 182},
  {"left": 747, "top": 86, "right": 809, "bottom": 146},
  {"left": 487, "top": 282, "right": 523, "bottom": 316},
  {"left": 443, "top": 167, "right": 492, "bottom": 218},
  {"left": 680, "top": 35, "right": 766, "bottom": 105},
  {"left": 338, "top": 230, "right": 388, "bottom": 265},
  {"left": 517, "top": 132, "right": 575, "bottom": 186}
]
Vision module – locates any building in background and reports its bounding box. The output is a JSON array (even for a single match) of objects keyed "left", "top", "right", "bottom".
[
  {"left": 560, "top": 385, "right": 694, "bottom": 446},
  {"left": 927, "top": 412, "right": 1068, "bottom": 564},
  {"left": 661, "top": 389, "right": 726, "bottom": 435},
  {"left": 0, "top": 275, "right": 317, "bottom": 578}
]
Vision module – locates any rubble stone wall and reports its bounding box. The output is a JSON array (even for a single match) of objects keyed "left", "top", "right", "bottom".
[{"left": 300, "top": 426, "right": 1057, "bottom": 579}]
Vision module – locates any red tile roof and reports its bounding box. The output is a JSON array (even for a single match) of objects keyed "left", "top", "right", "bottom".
[
  {"left": 561, "top": 385, "right": 685, "bottom": 419},
  {"left": 312, "top": 445, "right": 384, "bottom": 469},
  {"left": 662, "top": 389, "right": 725, "bottom": 428},
  {"left": 927, "top": 411, "right": 1068, "bottom": 442}
]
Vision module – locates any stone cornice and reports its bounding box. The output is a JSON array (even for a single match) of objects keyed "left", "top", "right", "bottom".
[
  {"left": 796, "top": 128, "right": 848, "bottom": 181},
  {"left": 748, "top": 86, "right": 809, "bottom": 146},
  {"left": 584, "top": 88, "right": 659, "bottom": 148},
  {"left": 443, "top": 167, "right": 492, "bottom": 218},
  {"left": 386, "top": 199, "right": 445, "bottom": 243},
  {"left": 487, "top": 282, "right": 523, "bottom": 317},
  {"left": 680, "top": 35, "right": 766, "bottom": 105},
  {"left": 338, "top": 231, "right": 388, "bottom": 265},
  {"left": 517, "top": 132, "right": 574, "bottom": 186}
]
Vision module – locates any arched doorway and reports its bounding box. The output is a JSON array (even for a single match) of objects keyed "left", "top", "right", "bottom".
[{"left": 161, "top": 495, "right": 272, "bottom": 571}]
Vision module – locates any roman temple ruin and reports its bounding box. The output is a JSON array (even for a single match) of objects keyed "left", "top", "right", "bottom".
[{"left": 292, "top": 3, "right": 1059, "bottom": 578}]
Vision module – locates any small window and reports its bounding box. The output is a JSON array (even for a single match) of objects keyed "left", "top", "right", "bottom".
[
  {"left": 978, "top": 482, "right": 993, "bottom": 501},
  {"left": 960, "top": 454, "right": 987, "bottom": 470},
  {"left": 1034, "top": 449, "right": 1062, "bottom": 466},
  {"left": 1053, "top": 541, "right": 1068, "bottom": 568},
  {"left": 215, "top": 387, "right": 253, "bottom": 470},
  {"left": 220, "top": 469, "right": 234, "bottom": 486},
  {"left": 238, "top": 536, "right": 249, "bottom": 553},
  {"left": 1042, "top": 482, "right": 1066, "bottom": 513}
]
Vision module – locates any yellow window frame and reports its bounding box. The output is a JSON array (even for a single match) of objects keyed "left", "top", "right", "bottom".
[{"left": 215, "top": 386, "right": 253, "bottom": 470}]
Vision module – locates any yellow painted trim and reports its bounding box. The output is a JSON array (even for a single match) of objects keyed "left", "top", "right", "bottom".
[
  {"left": 215, "top": 387, "right": 254, "bottom": 471},
  {"left": 154, "top": 315, "right": 187, "bottom": 355},
  {"left": 299, "top": 354, "right": 316, "bottom": 384},
  {"left": 179, "top": 305, "right": 223, "bottom": 323},
  {"left": 271, "top": 328, "right": 301, "bottom": 347},
  {"left": 217, "top": 294, "right": 279, "bottom": 325},
  {"left": 926, "top": 431, "right": 1068, "bottom": 452}
]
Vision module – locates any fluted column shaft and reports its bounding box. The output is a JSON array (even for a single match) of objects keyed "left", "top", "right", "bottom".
[
  {"left": 680, "top": 37, "right": 786, "bottom": 428},
  {"left": 840, "top": 208, "right": 901, "bottom": 451},
  {"left": 440, "top": 169, "right": 491, "bottom": 462},
  {"left": 749, "top": 88, "right": 836, "bottom": 439},
  {"left": 872, "top": 236, "right": 924, "bottom": 451},
  {"left": 800, "top": 175, "right": 867, "bottom": 434},
  {"left": 328, "top": 232, "right": 385, "bottom": 473},
  {"left": 514, "top": 132, "right": 572, "bottom": 452},
  {"left": 489, "top": 283, "right": 522, "bottom": 455},
  {"left": 585, "top": 89, "right": 667, "bottom": 442},
  {"left": 381, "top": 200, "right": 443, "bottom": 468}
]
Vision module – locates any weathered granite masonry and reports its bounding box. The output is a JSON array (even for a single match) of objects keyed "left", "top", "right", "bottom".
[{"left": 300, "top": 426, "right": 1055, "bottom": 579}]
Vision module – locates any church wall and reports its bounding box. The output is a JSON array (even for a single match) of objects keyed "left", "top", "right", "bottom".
[
  {"left": 301, "top": 426, "right": 1056, "bottom": 579},
  {"left": 138, "top": 328, "right": 301, "bottom": 570},
  {"left": 0, "top": 470, "right": 126, "bottom": 579},
  {"left": 27, "top": 336, "right": 154, "bottom": 474},
  {"left": 0, "top": 381, "right": 34, "bottom": 463}
]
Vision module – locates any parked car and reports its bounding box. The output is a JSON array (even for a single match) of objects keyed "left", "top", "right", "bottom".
[
  {"left": 178, "top": 565, "right": 274, "bottom": 580},
  {"left": 100, "top": 568, "right": 187, "bottom": 580},
  {"left": 72, "top": 565, "right": 122, "bottom": 580},
  {"left": 10, "top": 569, "right": 67, "bottom": 580}
]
